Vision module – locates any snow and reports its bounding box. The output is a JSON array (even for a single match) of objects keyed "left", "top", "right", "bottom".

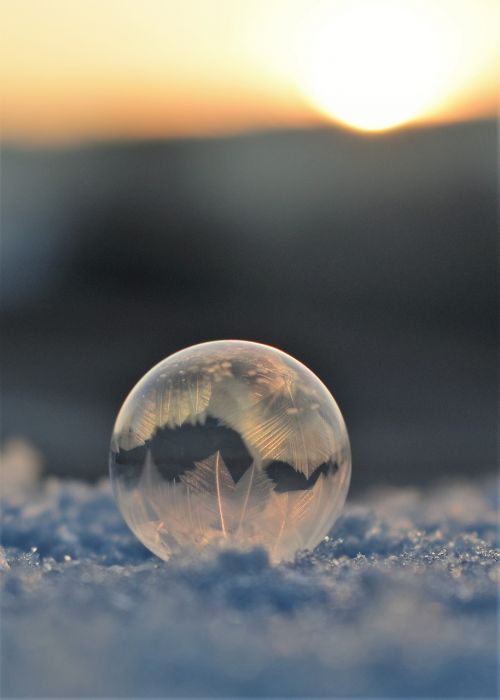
[{"left": 1, "top": 441, "right": 498, "bottom": 698}]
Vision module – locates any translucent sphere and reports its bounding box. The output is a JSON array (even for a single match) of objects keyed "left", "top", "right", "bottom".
[{"left": 109, "top": 340, "right": 351, "bottom": 563}]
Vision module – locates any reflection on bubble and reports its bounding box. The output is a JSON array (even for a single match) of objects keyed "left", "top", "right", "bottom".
[{"left": 110, "top": 340, "right": 351, "bottom": 563}]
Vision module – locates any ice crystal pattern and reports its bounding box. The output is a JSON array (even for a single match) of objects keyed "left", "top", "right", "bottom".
[{"left": 110, "top": 340, "right": 351, "bottom": 562}]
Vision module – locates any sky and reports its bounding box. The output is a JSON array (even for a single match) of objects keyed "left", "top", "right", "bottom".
[{"left": 1, "top": 0, "right": 499, "bottom": 141}]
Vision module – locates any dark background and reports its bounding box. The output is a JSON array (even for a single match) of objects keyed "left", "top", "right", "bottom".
[{"left": 1, "top": 119, "right": 497, "bottom": 492}]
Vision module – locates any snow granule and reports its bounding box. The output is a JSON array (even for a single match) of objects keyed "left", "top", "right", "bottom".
[{"left": 1, "top": 443, "right": 498, "bottom": 698}]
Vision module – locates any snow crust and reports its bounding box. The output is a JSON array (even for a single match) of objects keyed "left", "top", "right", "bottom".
[{"left": 1, "top": 443, "right": 498, "bottom": 698}]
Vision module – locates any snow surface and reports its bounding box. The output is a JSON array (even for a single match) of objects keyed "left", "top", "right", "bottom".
[{"left": 1, "top": 441, "right": 498, "bottom": 698}]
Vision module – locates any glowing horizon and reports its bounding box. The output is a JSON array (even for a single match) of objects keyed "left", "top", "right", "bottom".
[{"left": 1, "top": 0, "right": 498, "bottom": 142}]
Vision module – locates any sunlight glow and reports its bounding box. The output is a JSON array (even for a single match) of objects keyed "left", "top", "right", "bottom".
[
  {"left": 298, "top": 0, "right": 499, "bottom": 131},
  {"left": 0, "top": 0, "right": 498, "bottom": 140}
]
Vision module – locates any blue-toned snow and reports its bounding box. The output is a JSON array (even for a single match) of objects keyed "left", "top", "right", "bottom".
[{"left": 1, "top": 442, "right": 498, "bottom": 698}]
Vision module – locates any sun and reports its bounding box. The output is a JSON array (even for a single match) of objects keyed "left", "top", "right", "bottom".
[{"left": 299, "top": 0, "right": 453, "bottom": 132}]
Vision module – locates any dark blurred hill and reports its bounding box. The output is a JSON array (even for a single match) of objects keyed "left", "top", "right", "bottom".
[{"left": 1, "top": 120, "right": 497, "bottom": 491}]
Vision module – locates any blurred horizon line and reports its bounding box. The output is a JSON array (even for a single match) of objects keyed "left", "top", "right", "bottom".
[{"left": 2, "top": 113, "right": 498, "bottom": 151}]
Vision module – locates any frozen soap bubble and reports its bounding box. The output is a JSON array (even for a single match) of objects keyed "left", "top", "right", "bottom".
[{"left": 109, "top": 340, "right": 351, "bottom": 563}]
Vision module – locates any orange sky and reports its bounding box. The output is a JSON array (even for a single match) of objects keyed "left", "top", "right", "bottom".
[{"left": 1, "top": 0, "right": 498, "bottom": 141}]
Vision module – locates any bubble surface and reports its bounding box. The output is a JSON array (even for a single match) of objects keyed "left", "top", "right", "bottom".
[{"left": 109, "top": 340, "right": 351, "bottom": 562}]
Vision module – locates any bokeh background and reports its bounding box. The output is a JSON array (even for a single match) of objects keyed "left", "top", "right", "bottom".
[{"left": 1, "top": 0, "right": 498, "bottom": 492}]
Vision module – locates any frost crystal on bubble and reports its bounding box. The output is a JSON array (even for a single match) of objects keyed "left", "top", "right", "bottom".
[{"left": 110, "top": 340, "right": 351, "bottom": 562}]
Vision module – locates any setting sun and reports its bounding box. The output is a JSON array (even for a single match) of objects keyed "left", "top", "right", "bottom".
[
  {"left": 298, "top": 0, "right": 499, "bottom": 132},
  {"left": 300, "top": 2, "right": 449, "bottom": 131}
]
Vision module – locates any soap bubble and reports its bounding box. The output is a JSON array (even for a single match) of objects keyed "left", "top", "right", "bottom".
[{"left": 109, "top": 340, "right": 351, "bottom": 563}]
